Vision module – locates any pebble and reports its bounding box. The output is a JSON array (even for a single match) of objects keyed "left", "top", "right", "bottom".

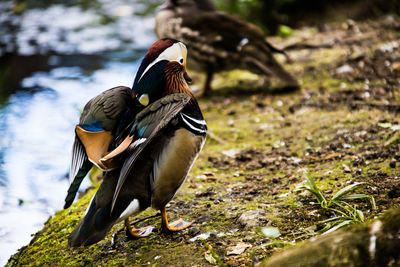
[
  {"left": 238, "top": 209, "right": 266, "bottom": 229},
  {"left": 336, "top": 64, "right": 354, "bottom": 74},
  {"left": 342, "top": 164, "right": 352, "bottom": 173},
  {"left": 324, "top": 189, "right": 333, "bottom": 194},
  {"left": 390, "top": 158, "right": 397, "bottom": 168},
  {"left": 272, "top": 177, "right": 280, "bottom": 183},
  {"left": 188, "top": 226, "right": 200, "bottom": 237}
]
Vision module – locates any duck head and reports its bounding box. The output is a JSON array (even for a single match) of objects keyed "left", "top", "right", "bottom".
[{"left": 132, "top": 38, "right": 192, "bottom": 106}]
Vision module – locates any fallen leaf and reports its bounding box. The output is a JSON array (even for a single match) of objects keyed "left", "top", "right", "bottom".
[
  {"left": 378, "top": 122, "right": 392, "bottom": 128},
  {"left": 189, "top": 232, "right": 211, "bottom": 242},
  {"left": 227, "top": 242, "right": 251, "bottom": 256},
  {"left": 221, "top": 149, "right": 240, "bottom": 158},
  {"left": 204, "top": 252, "right": 216, "bottom": 264},
  {"left": 324, "top": 153, "right": 342, "bottom": 160},
  {"left": 261, "top": 227, "right": 281, "bottom": 239}
]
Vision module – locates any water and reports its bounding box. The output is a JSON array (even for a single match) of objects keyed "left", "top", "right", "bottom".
[{"left": 0, "top": 0, "right": 159, "bottom": 265}]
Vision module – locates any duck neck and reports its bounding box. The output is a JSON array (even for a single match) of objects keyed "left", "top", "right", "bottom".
[{"left": 164, "top": 69, "right": 194, "bottom": 99}]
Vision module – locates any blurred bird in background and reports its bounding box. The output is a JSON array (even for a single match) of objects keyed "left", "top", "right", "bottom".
[
  {"left": 155, "top": 0, "right": 299, "bottom": 95},
  {"left": 64, "top": 38, "right": 207, "bottom": 247}
]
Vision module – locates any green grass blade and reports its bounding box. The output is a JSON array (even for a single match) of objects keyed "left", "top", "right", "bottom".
[
  {"left": 304, "top": 172, "right": 318, "bottom": 191},
  {"left": 341, "top": 193, "right": 370, "bottom": 200},
  {"left": 303, "top": 173, "right": 327, "bottom": 206},
  {"left": 322, "top": 220, "right": 353, "bottom": 235},
  {"left": 331, "top": 182, "right": 365, "bottom": 202},
  {"left": 327, "top": 207, "right": 351, "bottom": 217},
  {"left": 320, "top": 217, "right": 348, "bottom": 224},
  {"left": 355, "top": 209, "right": 365, "bottom": 222},
  {"left": 261, "top": 240, "right": 294, "bottom": 248},
  {"left": 342, "top": 194, "right": 377, "bottom": 210},
  {"left": 370, "top": 196, "right": 376, "bottom": 210},
  {"left": 333, "top": 201, "right": 357, "bottom": 218}
]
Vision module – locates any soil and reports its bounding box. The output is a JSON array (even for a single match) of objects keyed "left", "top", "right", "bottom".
[{"left": 7, "top": 16, "right": 400, "bottom": 266}]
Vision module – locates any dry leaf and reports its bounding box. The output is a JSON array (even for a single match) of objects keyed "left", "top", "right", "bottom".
[
  {"left": 227, "top": 242, "right": 251, "bottom": 256},
  {"left": 221, "top": 149, "right": 240, "bottom": 158},
  {"left": 204, "top": 252, "right": 216, "bottom": 264}
]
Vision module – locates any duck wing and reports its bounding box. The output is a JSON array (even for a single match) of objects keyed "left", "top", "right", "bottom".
[
  {"left": 64, "top": 86, "right": 134, "bottom": 209},
  {"left": 111, "top": 93, "right": 191, "bottom": 212}
]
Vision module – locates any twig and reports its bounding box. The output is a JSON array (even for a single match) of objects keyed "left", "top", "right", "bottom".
[
  {"left": 283, "top": 43, "right": 333, "bottom": 51},
  {"left": 207, "top": 131, "right": 227, "bottom": 144}
]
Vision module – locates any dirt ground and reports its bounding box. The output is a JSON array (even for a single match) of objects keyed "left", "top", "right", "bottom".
[{"left": 7, "top": 16, "right": 400, "bottom": 266}]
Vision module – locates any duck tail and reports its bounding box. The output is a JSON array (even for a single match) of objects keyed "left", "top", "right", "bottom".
[
  {"left": 242, "top": 41, "right": 299, "bottom": 88},
  {"left": 68, "top": 198, "right": 115, "bottom": 247},
  {"left": 64, "top": 160, "right": 92, "bottom": 209}
]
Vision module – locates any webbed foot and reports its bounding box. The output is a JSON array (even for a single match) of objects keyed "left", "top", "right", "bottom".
[
  {"left": 160, "top": 207, "right": 193, "bottom": 233},
  {"left": 124, "top": 218, "right": 154, "bottom": 238}
]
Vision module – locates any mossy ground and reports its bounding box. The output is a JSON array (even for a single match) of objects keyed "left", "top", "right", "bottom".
[{"left": 7, "top": 17, "right": 400, "bottom": 266}]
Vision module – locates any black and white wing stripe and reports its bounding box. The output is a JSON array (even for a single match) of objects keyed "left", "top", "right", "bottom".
[{"left": 180, "top": 113, "right": 207, "bottom": 135}]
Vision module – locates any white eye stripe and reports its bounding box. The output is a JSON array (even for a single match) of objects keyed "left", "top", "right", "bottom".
[{"left": 138, "top": 42, "right": 187, "bottom": 82}]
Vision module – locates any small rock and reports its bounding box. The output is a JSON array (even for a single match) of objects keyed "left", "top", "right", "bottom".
[
  {"left": 195, "top": 187, "right": 215, "bottom": 197},
  {"left": 256, "top": 102, "right": 266, "bottom": 108},
  {"left": 317, "top": 23, "right": 329, "bottom": 32},
  {"left": 379, "top": 41, "right": 399, "bottom": 53},
  {"left": 343, "top": 143, "right": 351, "bottom": 149},
  {"left": 388, "top": 186, "right": 400, "bottom": 198},
  {"left": 222, "top": 149, "right": 240, "bottom": 158},
  {"left": 393, "top": 62, "right": 400, "bottom": 72},
  {"left": 390, "top": 158, "right": 397, "bottom": 168},
  {"left": 272, "top": 177, "right": 280, "bottom": 183},
  {"left": 324, "top": 189, "right": 333, "bottom": 194},
  {"left": 245, "top": 160, "right": 262, "bottom": 170},
  {"left": 238, "top": 209, "right": 266, "bottom": 229},
  {"left": 342, "top": 164, "right": 351, "bottom": 173},
  {"left": 329, "top": 141, "right": 341, "bottom": 151},
  {"left": 234, "top": 171, "right": 242, "bottom": 177},
  {"left": 188, "top": 226, "right": 201, "bottom": 237},
  {"left": 226, "top": 110, "right": 236, "bottom": 116},
  {"left": 336, "top": 64, "right": 354, "bottom": 74}
]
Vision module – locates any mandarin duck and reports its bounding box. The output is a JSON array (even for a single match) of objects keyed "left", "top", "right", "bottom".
[
  {"left": 64, "top": 38, "right": 207, "bottom": 247},
  {"left": 155, "top": 0, "right": 299, "bottom": 95}
]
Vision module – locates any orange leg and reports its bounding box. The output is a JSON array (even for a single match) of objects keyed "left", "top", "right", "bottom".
[
  {"left": 160, "top": 206, "right": 193, "bottom": 233},
  {"left": 124, "top": 218, "right": 154, "bottom": 238}
]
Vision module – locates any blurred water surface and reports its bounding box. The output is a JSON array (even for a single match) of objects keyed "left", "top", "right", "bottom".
[{"left": 0, "top": 0, "right": 159, "bottom": 264}]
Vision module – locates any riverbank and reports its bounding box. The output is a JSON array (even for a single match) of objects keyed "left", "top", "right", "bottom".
[{"left": 7, "top": 16, "right": 400, "bottom": 266}]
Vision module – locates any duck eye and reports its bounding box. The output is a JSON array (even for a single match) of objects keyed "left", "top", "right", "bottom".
[{"left": 179, "top": 58, "right": 184, "bottom": 64}]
